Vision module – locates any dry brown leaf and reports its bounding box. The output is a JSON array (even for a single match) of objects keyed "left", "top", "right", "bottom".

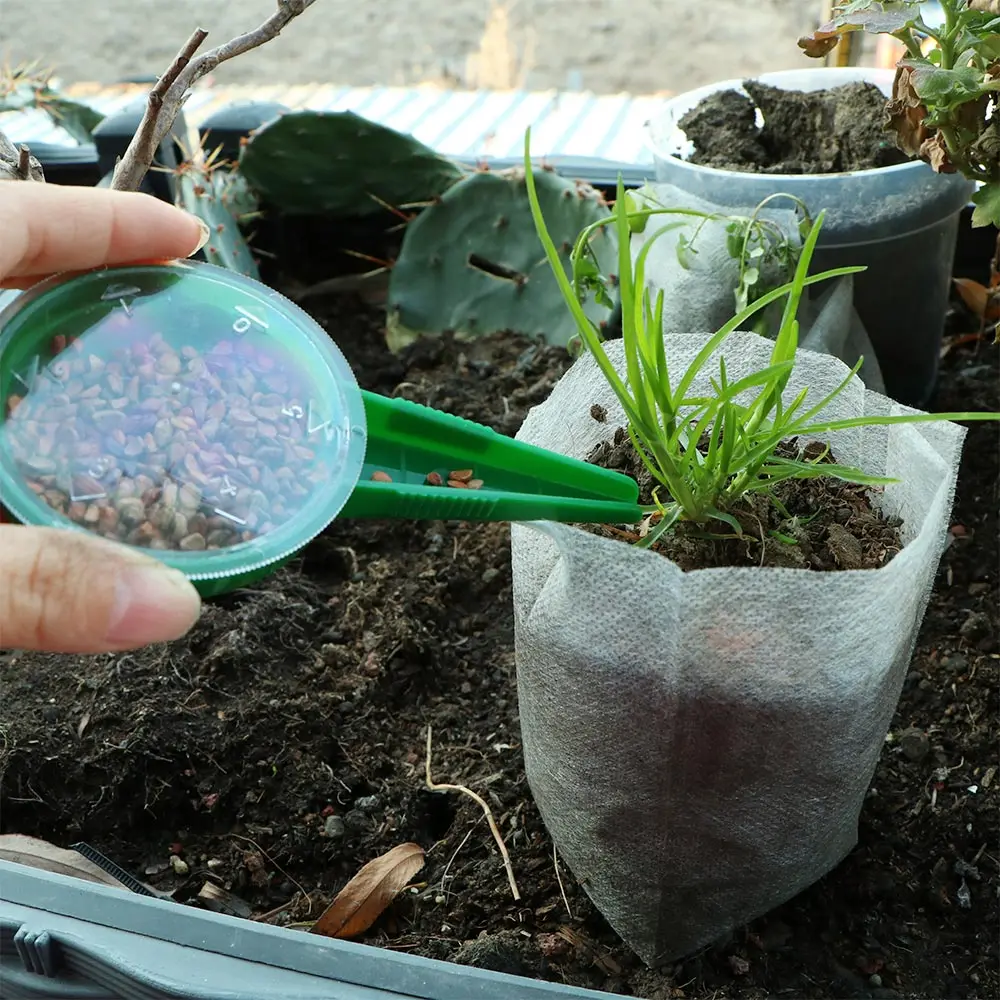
[
  {"left": 953, "top": 278, "right": 1000, "bottom": 320},
  {"left": 0, "top": 834, "right": 125, "bottom": 888},
  {"left": 886, "top": 64, "right": 931, "bottom": 158},
  {"left": 309, "top": 842, "right": 425, "bottom": 939},
  {"left": 970, "top": 1, "right": 1000, "bottom": 13},
  {"left": 797, "top": 27, "right": 842, "bottom": 59},
  {"left": 919, "top": 132, "right": 956, "bottom": 173}
]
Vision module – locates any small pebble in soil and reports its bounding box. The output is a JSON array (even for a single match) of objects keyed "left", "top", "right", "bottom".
[
  {"left": 727, "top": 954, "right": 750, "bottom": 975},
  {"left": 323, "top": 815, "right": 345, "bottom": 838},
  {"left": 354, "top": 795, "right": 379, "bottom": 812},
  {"left": 454, "top": 931, "right": 537, "bottom": 978},
  {"left": 825, "top": 523, "right": 864, "bottom": 570},
  {"left": 590, "top": 403, "right": 607, "bottom": 423},
  {"left": 206, "top": 858, "right": 225, "bottom": 870},
  {"left": 169, "top": 854, "right": 189, "bottom": 875},
  {"left": 897, "top": 726, "right": 930, "bottom": 762},
  {"left": 960, "top": 611, "right": 994, "bottom": 643},
  {"left": 343, "top": 809, "right": 369, "bottom": 832}
]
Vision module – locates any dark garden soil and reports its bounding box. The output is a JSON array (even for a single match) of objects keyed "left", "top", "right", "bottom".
[
  {"left": 584, "top": 432, "right": 903, "bottom": 572},
  {"left": 680, "top": 81, "right": 911, "bottom": 174},
  {"left": 1, "top": 282, "right": 997, "bottom": 999}
]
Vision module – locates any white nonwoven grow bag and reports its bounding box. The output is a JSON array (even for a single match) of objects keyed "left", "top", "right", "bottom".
[
  {"left": 631, "top": 183, "right": 887, "bottom": 394},
  {"left": 511, "top": 333, "right": 965, "bottom": 966}
]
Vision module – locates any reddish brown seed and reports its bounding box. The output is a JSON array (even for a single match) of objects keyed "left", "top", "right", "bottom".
[
  {"left": 425, "top": 471, "right": 443, "bottom": 486},
  {"left": 466, "top": 479, "right": 484, "bottom": 490},
  {"left": 449, "top": 469, "right": 473, "bottom": 483},
  {"left": 447, "top": 479, "right": 468, "bottom": 489},
  {"left": 371, "top": 470, "right": 393, "bottom": 483}
]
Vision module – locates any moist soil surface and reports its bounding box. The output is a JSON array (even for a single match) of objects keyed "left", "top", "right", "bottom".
[
  {"left": 2, "top": 285, "right": 997, "bottom": 999},
  {"left": 680, "top": 81, "right": 912, "bottom": 174},
  {"left": 585, "top": 432, "right": 903, "bottom": 571}
]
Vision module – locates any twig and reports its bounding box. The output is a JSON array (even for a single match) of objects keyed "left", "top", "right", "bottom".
[
  {"left": 437, "top": 823, "right": 477, "bottom": 899},
  {"left": 0, "top": 128, "right": 43, "bottom": 181},
  {"left": 252, "top": 891, "right": 315, "bottom": 923},
  {"left": 227, "top": 833, "right": 312, "bottom": 915},
  {"left": 16, "top": 145, "right": 30, "bottom": 179},
  {"left": 110, "top": 28, "right": 207, "bottom": 192},
  {"left": 424, "top": 726, "right": 521, "bottom": 901},
  {"left": 110, "top": 0, "right": 317, "bottom": 192},
  {"left": 553, "top": 842, "right": 573, "bottom": 919}
]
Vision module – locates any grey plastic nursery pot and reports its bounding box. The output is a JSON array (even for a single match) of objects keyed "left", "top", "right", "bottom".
[
  {"left": 0, "top": 860, "right": 631, "bottom": 1000},
  {"left": 645, "top": 66, "right": 975, "bottom": 409}
]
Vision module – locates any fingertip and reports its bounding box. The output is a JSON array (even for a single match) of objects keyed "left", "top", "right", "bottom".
[
  {"left": 0, "top": 184, "right": 211, "bottom": 281},
  {"left": 0, "top": 526, "right": 202, "bottom": 654},
  {"left": 105, "top": 561, "right": 202, "bottom": 649},
  {"left": 190, "top": 217, "right": 212, "bottom": 255}
]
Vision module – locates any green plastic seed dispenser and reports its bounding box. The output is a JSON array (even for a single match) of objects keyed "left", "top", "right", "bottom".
[{"left": 0, "top": 261, "right": 642, "bottom": 596}]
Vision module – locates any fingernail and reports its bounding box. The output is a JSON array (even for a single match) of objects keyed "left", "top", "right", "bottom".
[
  {"left": 105, "top": 563, "right": 201, "bottom": 646},
  {"left": 191, "top": 217, "right": 211, "bottom": 255}
]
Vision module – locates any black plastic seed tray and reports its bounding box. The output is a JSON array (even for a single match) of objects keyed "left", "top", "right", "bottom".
[{"left": 0, "top": 861, "right": 631, "bottom": 1000}]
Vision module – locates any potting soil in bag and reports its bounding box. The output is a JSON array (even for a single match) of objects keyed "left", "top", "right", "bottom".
[
  {"left": 632, "top": 183, "right": 885, "bottom": 393},
  {"left": 511, "top": 333, "right": 964, "bottom": 966}
]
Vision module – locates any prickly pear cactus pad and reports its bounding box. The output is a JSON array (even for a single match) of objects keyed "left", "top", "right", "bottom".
[
  {"left": 176, "top": 165, "right": 261, "bottom": 281},
  {"left": 387, "top": 168, "right": 616, "bottom": 350},
  {"left": 0, "top": 70, "right": 104, "bottom": 144},
  {"left": 212, "top": 169, "right": 260, "bottom": 227},
  {"left": 238, "top": 110, "right": 464, "bottom": 216}
]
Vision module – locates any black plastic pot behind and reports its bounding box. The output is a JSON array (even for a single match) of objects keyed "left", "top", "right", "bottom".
[{"left": 812, "top": 214, "right": 962, "bottom": 410}]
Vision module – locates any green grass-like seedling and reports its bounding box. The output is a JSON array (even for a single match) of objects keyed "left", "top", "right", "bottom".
[{"left": 524, "top": 129, "right": 1000, "bottom": 545}]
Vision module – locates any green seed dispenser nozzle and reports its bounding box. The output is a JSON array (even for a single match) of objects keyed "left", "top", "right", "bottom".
[{"left": 0, "top": 261, "right": 642, "bottom": 596}]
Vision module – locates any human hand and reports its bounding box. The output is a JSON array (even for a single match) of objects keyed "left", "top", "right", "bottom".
[{"left": 0, "top": 182, "right": 210, "bottom": 653}]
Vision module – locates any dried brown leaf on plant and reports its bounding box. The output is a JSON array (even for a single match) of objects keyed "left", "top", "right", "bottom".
[
  {"left": 798, "top": 8, "right": 918, "bottom": 58},
  {"left": 309, "top": 842, "right": 425, "bottom": 939},
  {"left": 970, "top": 1, "right": 1000, "bottom": 13},
  {"left": 797, "top": 24, "right": 841, "bottom": 58},
  {"left": 885, "top": 64, "right": 931, "bottom": 158},
  {"left": 953, "top": 277, "right": 1000, "bottom": 321},
  {"left": 920, "top": 132, "right": 956, "bottom": 173},
  {"left": 0, "top": 834, "right": 125, "bottom": 888}
]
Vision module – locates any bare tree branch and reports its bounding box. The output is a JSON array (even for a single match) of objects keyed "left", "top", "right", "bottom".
[
  {"left": 108, "top": 28, "right": 208, "bottom": 193},
  {"left": 111, "top": 0, "right": 317, "bottom": 192},
  {"left": 0, "top": 128, "right": 44, "bottom": 181}
]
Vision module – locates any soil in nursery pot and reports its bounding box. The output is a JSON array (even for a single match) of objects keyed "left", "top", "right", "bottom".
[
  {"left": 679, "top": 80, "right": 911, "bottom": 174},
  {"left": 584, "top": 430, "right": 903, "bottom": 571},
  {"left": 1, "top": 287, "right": 996, "bottom": 1000}
]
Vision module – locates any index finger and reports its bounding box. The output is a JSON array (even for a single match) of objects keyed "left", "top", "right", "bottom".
[{"left": 0, "top": 182, "right": 208, "bottom": 286}]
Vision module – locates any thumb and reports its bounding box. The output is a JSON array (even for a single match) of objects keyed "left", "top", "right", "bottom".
[{"left": 0, "top": 526, "right": 201, "bottom": 653}]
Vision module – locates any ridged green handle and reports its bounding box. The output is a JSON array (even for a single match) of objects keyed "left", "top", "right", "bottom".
[{"left": 338, "top": 391, "right": 643, "bottom": 524}]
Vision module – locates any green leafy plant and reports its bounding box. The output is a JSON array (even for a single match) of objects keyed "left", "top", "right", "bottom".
[
  {"left": 524, "top": 128, "right": 1000, "bottom": 544},
  {"left": 799, "top": 1, "right": 1000, "bottom": 227},
  {"left": 0, "top": 62, "right": 104, "bottom": 144},
  {"left": 632, "top": 189, "right": 813, "bottom": 327}
]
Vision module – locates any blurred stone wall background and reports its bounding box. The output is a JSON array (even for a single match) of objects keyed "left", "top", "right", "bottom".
[{"left": 0, "top": 0, "right": 819, "bottom": 95}]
